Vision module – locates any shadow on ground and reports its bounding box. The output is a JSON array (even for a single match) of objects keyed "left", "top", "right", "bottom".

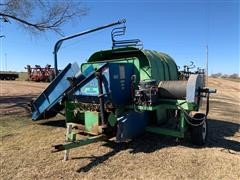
[
  {"left": 38, "top": 118, "right": 239, "bottom": 173},
  {"left": 39, "top": 119, "right": 66, "bottom": 128},
  {"left": 0, "top": 95, "right": 38, "bottom": 116},
  {"left": 207, "top": 119, "right": 240, "bottom": 151},
  {"left": 2, "top": 94, "right": 239, "bottom": 172}
]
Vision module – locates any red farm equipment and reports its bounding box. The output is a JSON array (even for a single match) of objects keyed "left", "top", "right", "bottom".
[{"left": 25, "top": 64, "right": 55, "bottom": 82}]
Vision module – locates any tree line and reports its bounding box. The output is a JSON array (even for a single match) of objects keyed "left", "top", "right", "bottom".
[{"left": 211, "top": 73, "right": 239, "bottom": 79}]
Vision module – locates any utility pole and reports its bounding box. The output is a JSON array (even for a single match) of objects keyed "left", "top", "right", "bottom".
[
  {"left": 0, "top": 21, "right": 3, "bottom": 71},
  {"left": 5, "top": 53, "right": 7, "bottom": 71},
  {"left": 206, "top": 45, "right": 208, "bottom": 86},
  {"left": 0, "top": 16, "right": 8, "bottom": 71}
]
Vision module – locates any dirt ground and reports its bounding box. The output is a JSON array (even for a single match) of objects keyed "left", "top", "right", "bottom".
[
  {"left": 0, "top": 81, "right": 48, "bottom": 116},
  {"left": 0, "top": 78, "right": 239, "bottom": 180}
]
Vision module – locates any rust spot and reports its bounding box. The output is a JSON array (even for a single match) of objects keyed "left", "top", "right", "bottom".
[
  {"left": 74, "top": 124, "right": 85, "bottom": 130},
  {"left": 90, "top": 123, "right": 100, "bottom": 135}
]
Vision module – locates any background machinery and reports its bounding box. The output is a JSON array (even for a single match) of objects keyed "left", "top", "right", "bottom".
[
  {"left": 0, "top": 71, "right": 19, "bottom": 80},
  {"left": 31, "top": 19, "right": 216, "bottom": 160},
  {"left": 25, "top": 64, "right": 55, "bottom": 82}
]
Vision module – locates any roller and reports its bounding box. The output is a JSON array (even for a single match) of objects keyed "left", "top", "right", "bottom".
[
  {"left": 158, "top": 74, "right": 204, "bottom": 103},
  {"left": 158, "top": 81, "right": 187, "bottom": 99}
]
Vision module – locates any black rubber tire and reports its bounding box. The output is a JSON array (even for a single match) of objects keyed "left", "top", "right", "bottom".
[{"left": 190, "top": 115, "right": 208, "bottom": 146}]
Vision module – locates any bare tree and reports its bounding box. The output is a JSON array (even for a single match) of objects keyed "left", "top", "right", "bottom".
[
  {"left": 229, "top": 73, "right": 239, "bottom": 79},
  {"left": 0, "top": 0, "right": 89, "bottom": 36},
  {"left": 211, "top": 73, "right": 222, "bottom": 78}
]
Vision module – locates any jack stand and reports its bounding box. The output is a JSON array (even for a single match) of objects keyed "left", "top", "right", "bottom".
[{"left": 64, "top": 124, "right": 72, "bottom": 161}]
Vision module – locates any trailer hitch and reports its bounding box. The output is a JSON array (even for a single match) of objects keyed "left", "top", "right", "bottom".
[{"left": 51, "top": 135, "right": 107, "bottom": 153}]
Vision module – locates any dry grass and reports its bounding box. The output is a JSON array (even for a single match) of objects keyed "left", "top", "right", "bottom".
[
  {"left": 17, "top": 72, "right": 28, "bottom": 81},
  {"left": 0, "top": 78, "right": 240, "bottom": 179}
]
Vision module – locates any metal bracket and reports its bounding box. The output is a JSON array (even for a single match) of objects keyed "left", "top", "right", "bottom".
[{"left": 111, "top": 25, "right": 143, "bottom": 49}]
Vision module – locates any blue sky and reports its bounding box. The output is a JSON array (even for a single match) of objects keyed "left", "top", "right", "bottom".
[{"left": 0, "top": 0, "right": 239, "bottom": 75}]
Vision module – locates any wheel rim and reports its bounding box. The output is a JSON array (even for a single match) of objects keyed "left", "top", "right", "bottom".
[{"left": 202, "top": 121, "right": 207, "bottom": 141}]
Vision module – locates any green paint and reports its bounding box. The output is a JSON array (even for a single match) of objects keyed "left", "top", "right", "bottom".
[
  {"left": 84, "top": 111, "right": 99, "bottom": 133},
  {"left": 179, "top": 111, "right": 185, "bottom": 134},
  {"left": 145, "top": 109, "right": 186, "bottom": 138},
  {"left": 81, "top": 47, "right": 178, "bottom": 84},
  {"left": 145, "top": 126, "right": 184, "bottom": 138},
  {"left": 67, "top": 132, "right": 76, "bottom": 142},
  {"left": 60, "top": 135, "right": 106, "bottom": 151},
  {"left": 65, "top": 101, "right": 84, "bottom": 124},
  {"left": 126, "top": 99, "right": 198, "bottom": 139},
  {"left": 108, "top": 112, "right": 117, "bottom": 127},
  {"left": 129, "top": 100, "right": 197, "bottom": 111}
]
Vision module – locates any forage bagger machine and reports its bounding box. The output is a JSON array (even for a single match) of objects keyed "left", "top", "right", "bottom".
[{"left": 31, "top": 20, "right": 216, "bottom": 160}]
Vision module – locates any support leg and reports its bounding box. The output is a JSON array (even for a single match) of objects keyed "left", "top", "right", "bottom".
[{"left": 64, "top": 124, "right": 72, "bottom": 161}]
